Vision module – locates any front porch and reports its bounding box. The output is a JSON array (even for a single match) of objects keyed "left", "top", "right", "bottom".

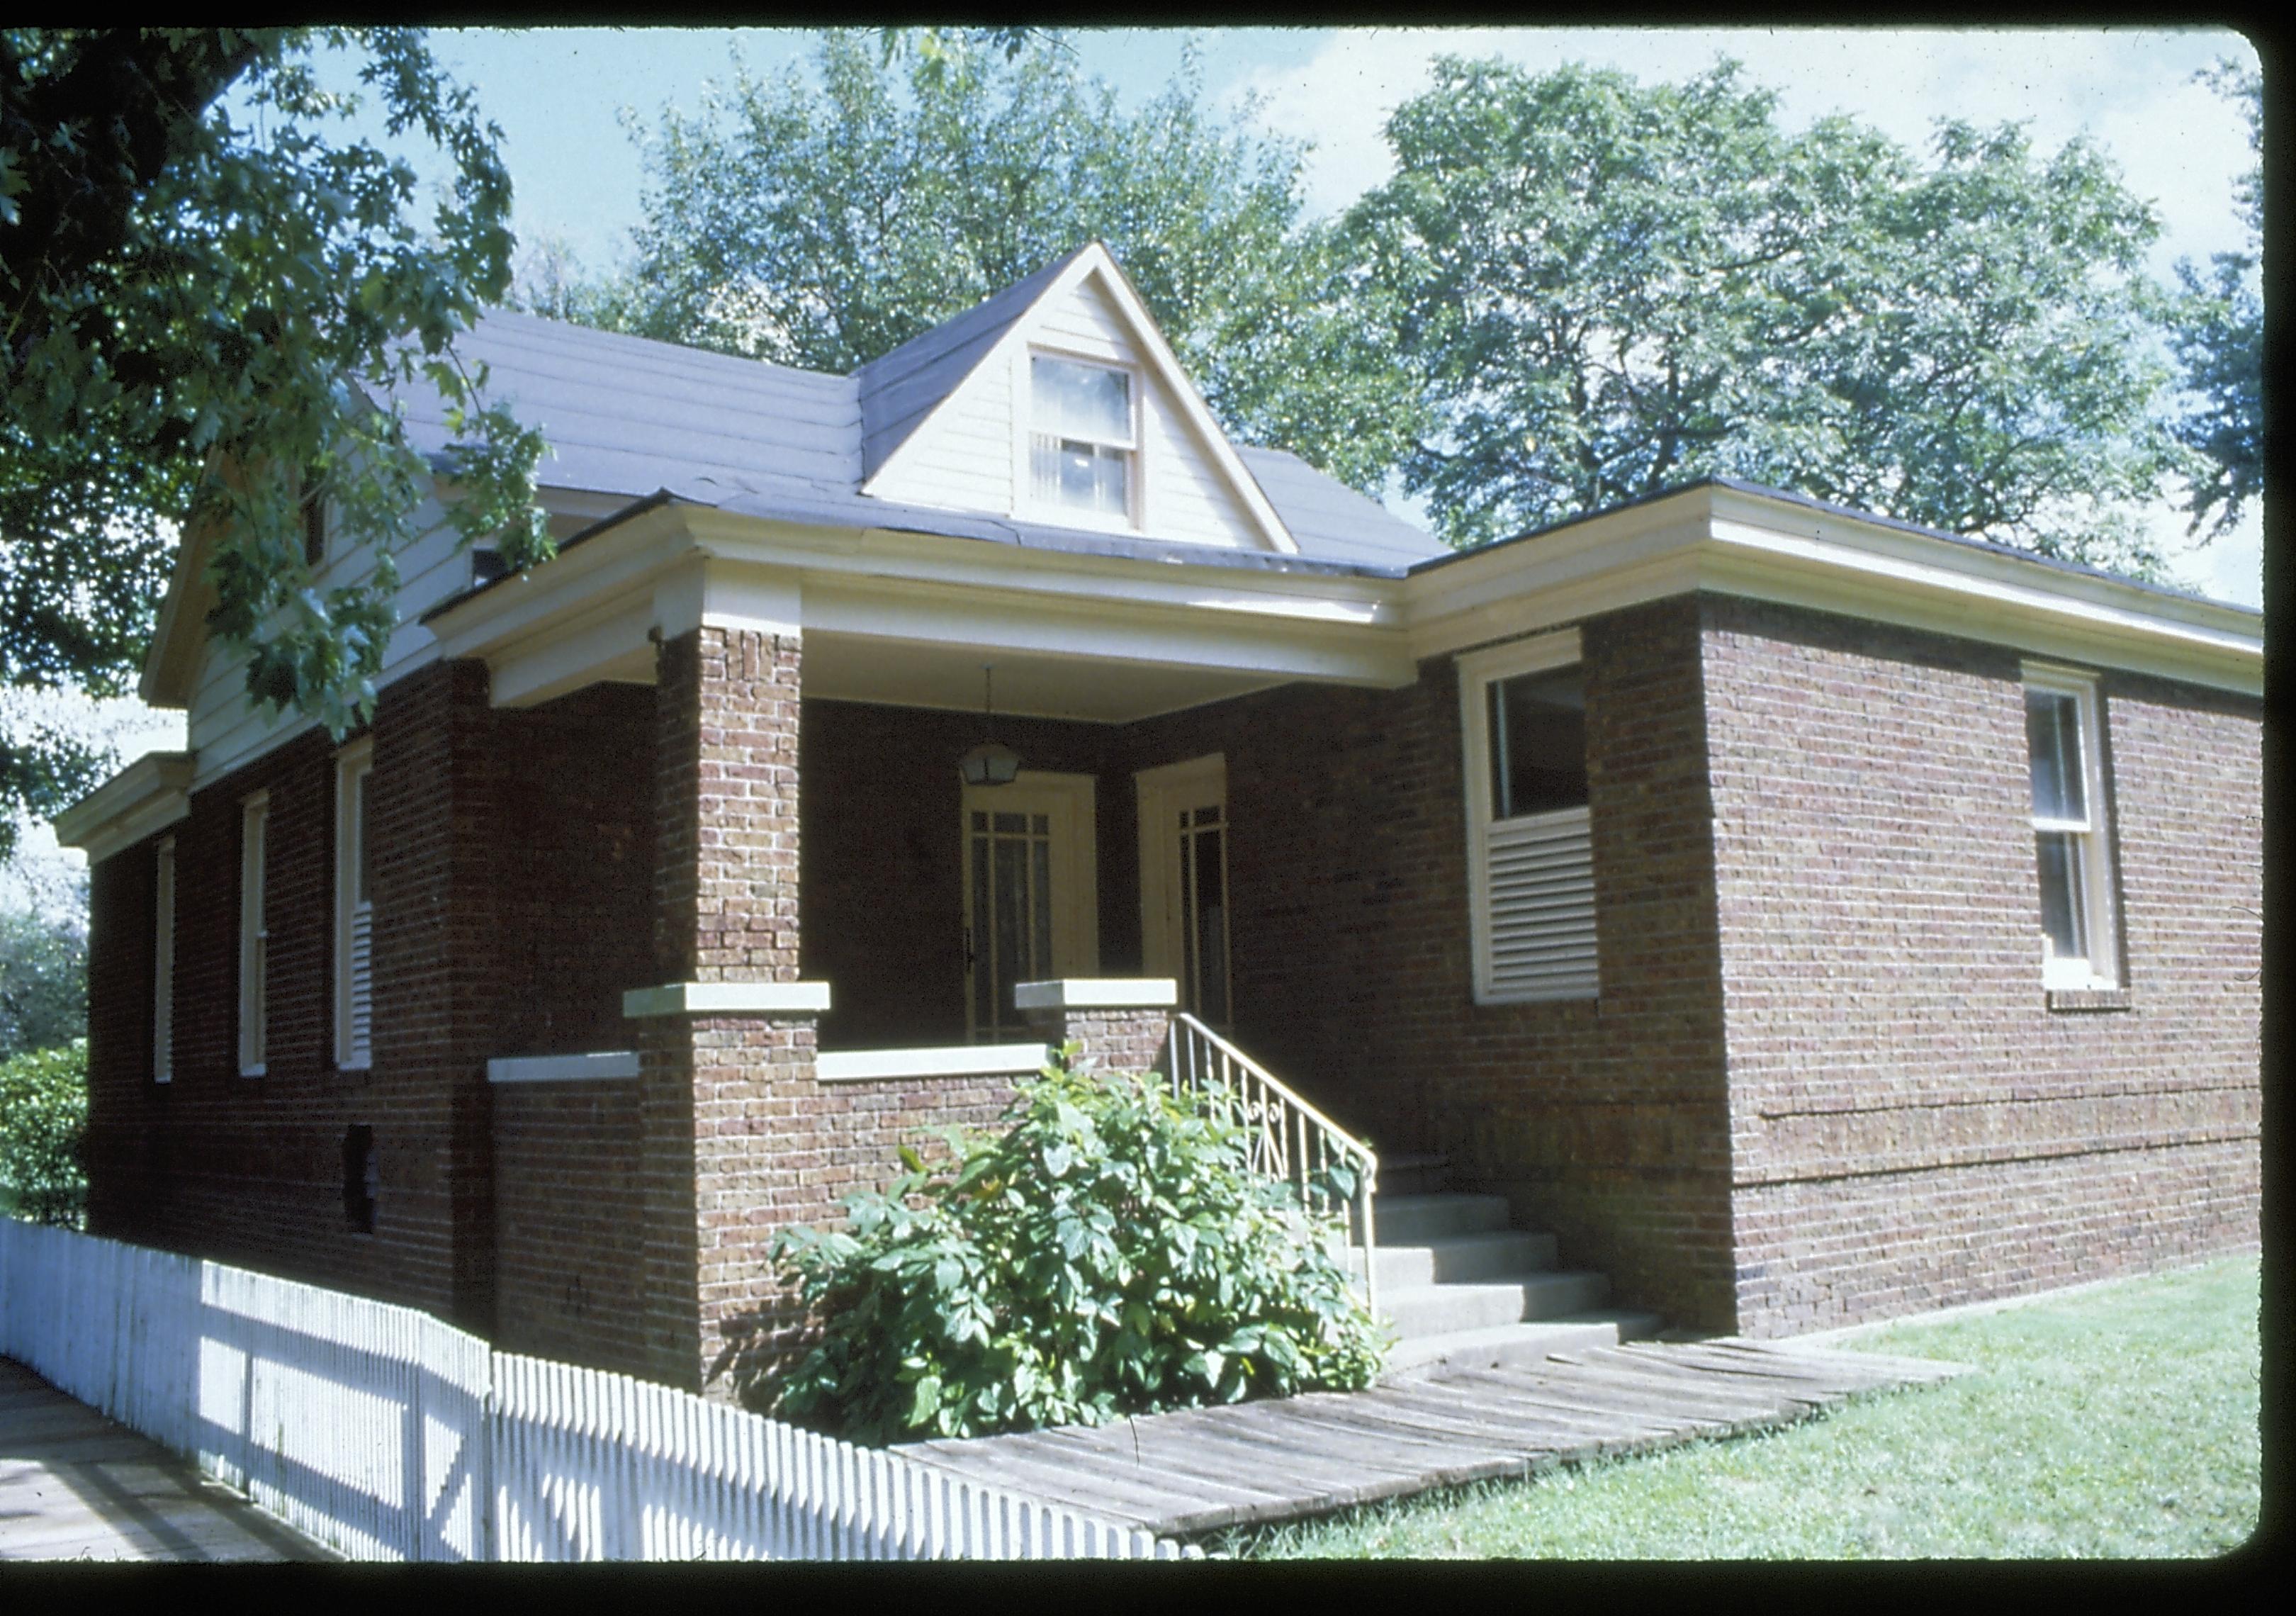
[{"left": 436, "top": 522, "right": 1428, "bottom": 1393}]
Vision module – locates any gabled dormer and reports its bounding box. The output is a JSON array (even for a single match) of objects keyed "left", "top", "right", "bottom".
[{"left": 855, "top": 243, "right": 1298, "bottom": 553}]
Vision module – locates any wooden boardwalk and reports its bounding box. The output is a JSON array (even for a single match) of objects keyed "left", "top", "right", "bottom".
[
  {"left": 896, "top": 1339, "right": 1967, "bottom": 1537},
  {"left": 0, "top": 1358, "right": 337, "bottom": 1563}
]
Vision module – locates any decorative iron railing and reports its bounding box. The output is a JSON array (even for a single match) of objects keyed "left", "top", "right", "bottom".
[{"left": 1162, "top": 1013, "right": 1380, "bottom": 1318}]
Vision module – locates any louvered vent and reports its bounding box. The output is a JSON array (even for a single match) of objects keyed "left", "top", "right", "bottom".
[
  {"left": 1485, "top": 806, "right": 1597, "bottom": 1000},
  {"left": 347, "top": 900, "right": 373, "bottom": 1066}
]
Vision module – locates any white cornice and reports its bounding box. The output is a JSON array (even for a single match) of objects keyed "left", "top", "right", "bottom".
[
  {"left": 52, "top": 752, "right": 196, "bottom": 865},
  {"left": 1402, "top": 486, "right": 2263, "bottom": 696}
]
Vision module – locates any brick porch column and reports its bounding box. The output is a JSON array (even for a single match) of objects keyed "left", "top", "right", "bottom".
[
  {"left": 626, "top": 624, "right": 829, "bottom": 1398},
  {"left": 1015, "top": 979, "right": 1177, "bottom": 1075}
]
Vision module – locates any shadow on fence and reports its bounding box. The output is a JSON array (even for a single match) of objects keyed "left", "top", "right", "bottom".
[{"left": 0, "top": 1218, "right": 1190, "bottom": 1561}]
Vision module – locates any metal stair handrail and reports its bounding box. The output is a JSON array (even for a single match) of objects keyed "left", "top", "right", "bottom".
[{"left": 1163, "top": 1013, "right": 1380, "bottom": 1318}]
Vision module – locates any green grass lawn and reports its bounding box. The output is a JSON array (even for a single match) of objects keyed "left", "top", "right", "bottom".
[{"left": 1219, "top": 1253, "right": 2260, "bottom": 1559}]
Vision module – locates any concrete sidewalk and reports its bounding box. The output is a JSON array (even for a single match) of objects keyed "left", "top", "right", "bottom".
[{"left": 0, "top": 1357, "right": 337, "bottom": 1562}]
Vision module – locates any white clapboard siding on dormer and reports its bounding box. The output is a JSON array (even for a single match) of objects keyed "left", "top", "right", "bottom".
[
  {"left": 870, "top": 271, "right": 1268, "bottom": 550},
  {"left": 186, "top": 492, "right": 474, "bottom": 790},
  {"left": 1030, "top": 278, "right": 1263, "bottom": 549},
  {"left": 867, "top": 349, "right": 1016, "bottom": 515}
]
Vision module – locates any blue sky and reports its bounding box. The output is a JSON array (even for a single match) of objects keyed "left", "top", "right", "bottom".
[{"left": 1, "top": 24, "right": 2268, "bottom": 902}]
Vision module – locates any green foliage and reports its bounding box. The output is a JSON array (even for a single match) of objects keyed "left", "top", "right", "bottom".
[
  {"left": 527, "top": 28, "right": 1424, "bottom": 497},
  {"left": 0, "top": 1038, "right": 86, "bottom": 1227},
  {"left": 761, "top": 1050, "right": 1388, "bottom": 1445},
  {"left": 0, "top": 901, "right": 85, "bottom": 1062},
  {"left": 1346, "top": 56, "right": 2193, "bottom": 576},
  {"left": 2158, "top": 58, "right": 2261, "bottom": 541},
  {"left": 1, "top": 28, "right": 546, "bottom": 850}
]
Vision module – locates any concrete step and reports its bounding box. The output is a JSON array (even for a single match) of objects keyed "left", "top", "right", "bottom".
[
  {"left": 1371, "top": 1192, "right": 1512, "bottom": 1245},
  {"left": 1374, "top": 1152, "right": 1452, "bottom": 1197},
  {"left": 1380, "top": 1309, "right": 1668, "bottom": 1381},
  {"left": 1331, "top": 1228, "right": 1560, "bottom": 1288},
  {"left": 1379, "top": 1269, "right": 1611, "bottom": 1339}
]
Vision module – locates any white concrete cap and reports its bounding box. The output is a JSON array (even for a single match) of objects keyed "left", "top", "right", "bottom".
[
  {"left": 1010, "top": 978, "right": 1178, "bottom": 1011},
  {"left": 621, "top": 980, "right": 833, "bottom": 1018},
  {"left": 815, "top": 1043, "right": 1051, "bottom": 1084}
]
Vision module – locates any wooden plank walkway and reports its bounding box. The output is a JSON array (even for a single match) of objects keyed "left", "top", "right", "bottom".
[
  {"left": 896, "top": 1339, "right": 1967, "bottom": 1538},
  {"left": 0, "top": 1358, "right": 337, "bottom": 1562}
]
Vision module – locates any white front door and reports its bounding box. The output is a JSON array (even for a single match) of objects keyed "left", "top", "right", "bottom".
[
  {"left": 1136, "top": 754, "right": 1231, "bottom": 1027},
  {"left": 962, "top": 772, "right": 1099, "bottom": 1038}
]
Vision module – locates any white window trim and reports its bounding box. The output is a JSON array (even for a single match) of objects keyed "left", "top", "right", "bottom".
[
  {"left": 1458, "top": 628, "right": 1597, "bottom": 1004},
  {"left": 334, "top": 740, "right": 374, "bottom": 1070},
  {"left": 153, "top": 836, "right": 174, "bottom": 1084},
  {"left": 1014, "top": 345, "right": 1142, "bottom": 534},
  {"left": 2023, "top": 662, "right": 2120, "bottom": 992},
  {"left": 238, "top": 792, "right": 269, "bottom": 1077}
]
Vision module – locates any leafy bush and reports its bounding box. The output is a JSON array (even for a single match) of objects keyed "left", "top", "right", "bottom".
[
  {"left": 762, "top": 1050, "right": 1388, "bottom": 1445},
  {"left": 0, "top": 1038, "right": 86, "bottom": 1227}
]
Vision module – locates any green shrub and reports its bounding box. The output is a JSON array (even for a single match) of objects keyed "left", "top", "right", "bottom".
[
  {"left": 0, "top": 1038, "right": 86, "bottom": 1227},
  {"left": 761, "top": 1050, "right": 1388, "bottom": 1445}
]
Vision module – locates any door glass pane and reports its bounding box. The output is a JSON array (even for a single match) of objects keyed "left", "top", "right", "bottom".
[
  {"left": 994, "top": 812, "right": 1025, "bottom": 834},
  {"left": 1194, "top": 826, "right": 1228, "bottom": 1025},
  {"left": 994, "top": 836, "right": 1028, "bottom": 1026},
  {"left": 1178, "top": 829, "right": 1198, "bottom": 1014},
  {"left": 971, "top": 834, "right": 993, "bottom": 1029},
  {"left": 1030, "top": 837, "right": 1053, "bottom": 982},
  {"left": 2037, "top": 831, "right": 2088, "bottom": 960}
]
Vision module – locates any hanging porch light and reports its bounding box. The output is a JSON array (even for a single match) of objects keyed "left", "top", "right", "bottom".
[{"left": 957, "top": 665, "right": 1022, "bottom": 787}]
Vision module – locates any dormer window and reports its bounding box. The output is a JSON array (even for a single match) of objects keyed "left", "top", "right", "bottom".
[{"left": 1030, "top": 354, "right": 1135, "bottom": 522}]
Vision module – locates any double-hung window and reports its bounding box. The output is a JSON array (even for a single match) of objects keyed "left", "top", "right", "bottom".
[
  {"left": 1029, "top": 353, "right": 1136, "bottom": 523},
  {"left": 239, "top": 792, "right": 269, "bottom": 1075},
  {"left": 2023, "top": 666, "right": 2119, "bottom": 991},
  {"left": 1459, "top": 629, "right": 1599, "bottom": 1002},
  {"left": 335, "top": 741, "right": 375, "bottom": 1070}
]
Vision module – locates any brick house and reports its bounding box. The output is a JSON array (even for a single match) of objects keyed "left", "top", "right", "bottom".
[{"left": 59, "top": 244, "right": 2263, "bottom": 1396}]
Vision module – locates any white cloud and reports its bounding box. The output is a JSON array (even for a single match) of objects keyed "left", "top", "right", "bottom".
[{"left": 1238, "top": 26, "right": 2256, "bottom": 271}]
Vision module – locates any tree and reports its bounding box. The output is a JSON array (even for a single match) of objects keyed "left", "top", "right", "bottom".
[
  {"left": 1, "top": 28, "right": 548, "bottom": 856},
  {"left": 2159, "top": 58, "right": 2261, "bottom": 541},
  {"left": 1346, "top": 57, "right": 2194, "bottom": 573},
  {"left": 527, "top": 29, "right": 1424, "bottom": 497},
  {"left": 0, "top": 898, "right": 84, "bottom": 1062}
]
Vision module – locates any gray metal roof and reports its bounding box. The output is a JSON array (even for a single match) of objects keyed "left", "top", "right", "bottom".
[
  {"left": 852, "top": 247, "right": 1085, "bottom": 483},
  {"left": 396, "top": 283, "right": 1448, "bottom": 573}
]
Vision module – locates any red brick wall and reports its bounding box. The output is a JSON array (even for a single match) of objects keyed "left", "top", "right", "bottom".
[
  {"left": 489, "top": 683, "right": 656, "bottom": 1056},
  {"left": 1113, "top": 597, "right": 1741, "bottom": 1329},
  {"left": 488, "top": 1078, "right": 646, "bottom": 1371},
  {"left": 83, "top": 661, "right": 502, "bottom": 1328},
  {"left": 1701, "top": 597, "right": 2263, "bottom": 1334}
]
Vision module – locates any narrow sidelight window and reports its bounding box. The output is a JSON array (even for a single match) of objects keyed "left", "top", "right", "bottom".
[
  {"left": 2023, "top": 666, "right": 2119, "bottom": 990},
  {"left": 239, "top": 792, "right": 269, "bottom": 1075},
  {"left": 153, "top": 836, "right": 175, "bottom": 1083},
  {"left": 335, "top": 741, "right": 375, "bottom": 1070}
]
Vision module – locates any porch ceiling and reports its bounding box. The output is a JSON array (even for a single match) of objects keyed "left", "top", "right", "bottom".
[{"left": 797, "top": 633, "right": 1285, "bottom": 724}]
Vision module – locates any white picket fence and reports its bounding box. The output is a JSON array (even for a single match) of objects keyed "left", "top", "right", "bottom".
[{"left": 0, "top": 1218, "right": 1191, "bottom": 1561}]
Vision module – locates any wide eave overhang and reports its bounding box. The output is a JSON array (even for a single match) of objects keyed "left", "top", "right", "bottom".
[{"left": 67, "top": 481, "right": 2261, "bottom": 866}]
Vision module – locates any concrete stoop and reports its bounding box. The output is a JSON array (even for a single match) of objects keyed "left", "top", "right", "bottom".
[{"left": 1335, "top": 1160, "right": 1665, "bottom": 1381}]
